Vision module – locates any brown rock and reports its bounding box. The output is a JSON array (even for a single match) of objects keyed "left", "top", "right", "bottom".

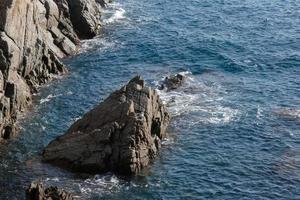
[
  {"left": 43, "top": 76, "right": 170, "bottom": 175},
  {"left": 26, "top": 181, "right": 73, "bottom": 200}
]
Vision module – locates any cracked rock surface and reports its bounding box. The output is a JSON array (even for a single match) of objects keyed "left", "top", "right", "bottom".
[
  {"left": 43, "top": 76, "right": 170, "bottom": 175},
  {"left": 0, "top": 0, "right": 106, "bottom": 140}
]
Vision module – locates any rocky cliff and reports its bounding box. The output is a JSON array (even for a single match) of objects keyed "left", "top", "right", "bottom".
[
  {"left": 0, "top": 0, "right": 106, "bottom": 140},
  {"left": 43, "top": 76, "right": 170, "bottom": 175}
]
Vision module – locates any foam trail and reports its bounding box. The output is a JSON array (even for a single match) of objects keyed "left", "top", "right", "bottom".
[
  {"left": 157, "top": 71, "right": 240, "bottom": 125},
  {"left": 80, "top": 37, "right": 116, "bottom": 53},
  {"left": 40, "top": 94, "right": 62, "bottom": 104}
]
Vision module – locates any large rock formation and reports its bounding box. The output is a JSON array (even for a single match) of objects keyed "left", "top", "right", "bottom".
[
  {"left": 0, "top": 0, "right": 106, "bottom": 140},
  {"left": 43, "top": 76, "right": 170, "bottom": 175},
  {"left": 26, "top": 181, "right": 73, "bottom": 200}
]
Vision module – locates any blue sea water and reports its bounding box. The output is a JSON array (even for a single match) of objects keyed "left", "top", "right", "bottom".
[{"left": 0, "top": 0, "right": 300, "bottom": 199}]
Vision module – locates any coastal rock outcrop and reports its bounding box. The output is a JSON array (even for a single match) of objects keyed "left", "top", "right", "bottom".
[
  {"left": 26, "top": 181, "right": 73, "bottom": 200},
  {"left": 0, "top": 0, "right": 106, "bottom": 140},
  {"left": 159, "top": 73, "right": 186, "bottom": 91},
  {"left": 43, "top": 76, "right": 170, "bottom": 175}
]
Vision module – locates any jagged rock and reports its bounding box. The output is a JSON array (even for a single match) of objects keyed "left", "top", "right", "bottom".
[
  {"left": 160, "top": 73, "right": 186, "bottom": 91},
  {"left": 43, "top": 76, "right": 170, "bottom": 175},
  {"left": 67, "top": 0, "right": 106, "bottom": 39},
  {"left": 0, "top": 0, "right": 106, "bottom": 141},
  {"left": 26, "top": 181, "right": 73, "bottom": 200}
]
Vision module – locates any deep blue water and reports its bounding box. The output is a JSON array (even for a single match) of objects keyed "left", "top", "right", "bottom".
[{"left": 0, "top": 0, "right": 300, "bottom": 199}]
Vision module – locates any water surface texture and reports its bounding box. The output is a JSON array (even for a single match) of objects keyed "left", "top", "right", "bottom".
[{"left": 1, "top": 0, "right": 300, "bottom": 199}]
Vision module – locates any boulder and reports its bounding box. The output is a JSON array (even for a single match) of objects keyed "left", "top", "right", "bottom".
[
  {"left": 26, "top": 181, "right": 73, "bottom": 200},
  {"left": 160, "top": 73, "right": 186, "bottom": 91},
  {"left": 43, "top": 76, "right": 170, "bottom": 175}
]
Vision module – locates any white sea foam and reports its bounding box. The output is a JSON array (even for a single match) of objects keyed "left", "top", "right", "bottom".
[
  {"left": 103, "top": 8, "right": 126, "bottom": 24},
  {"left": 102, "top": 2, "right": 127, "bottom": 25},
  {"left": 45, "top": 177, "right": 60, "bottom": 182},
  {"left": 243, "top": 59, "right": 252, "bottom": 64},
  {"left": 157, "top": 71, "right": 240, "bottom": 125},
  {"left": 256, "top": 105, "right": 263, "bottom": 120},
  {"left": 80, "top": 37, "right": 116, "bottom": 53},
  {"left": 66, "top": 91, "right": 73, "bottom": 95},
  {"left": 41, "top": 174, "right": 121, "bottom": 199},
  {"left": 78, "top": 174, "right": 120, "bottom": 196},
  {"left": 79, "top": 3, "right": 126, "bottom": 53},
  {"left": 41, "top": 125, "right": 46, "bottom": 131},
  {"left": 40, "top": 94, "right": 62, "bottom": 104},
  {"left": 162, "top": 137, "right": 175, "bottom": 145}
]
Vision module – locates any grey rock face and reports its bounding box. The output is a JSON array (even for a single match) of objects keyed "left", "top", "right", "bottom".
[
  {"left": 26, "top": 181, "right": 73, "bottom": 200},
  {"left": 43, "top": 76, "right": 170, "bottom": 175},
  {"left": 67, "top": 0, "right": 106, "bottom": 39},
  {"left": 0, "top": 0, "right": 105, "bottom": 140}
]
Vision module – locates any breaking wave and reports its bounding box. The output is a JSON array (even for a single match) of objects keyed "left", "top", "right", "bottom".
[
  {"left": 42, "top": 174, "right": 121, "bottom": 199},
  {"left": 103, "top": 3, "right": 127, "bottom": 24},
  {"left": 78, "top": 174, "right": 120, "bottom": 196},
  {"left": 157, "top": 71, "right": 240, "bottom": 125},
  {"left": 40, "top": 94, "right": 62, "bottom": 104}
]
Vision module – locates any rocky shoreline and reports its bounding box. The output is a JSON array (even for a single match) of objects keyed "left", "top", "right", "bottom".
[
  {"left": 0, "top": 0, "right": 108, "bottom": 141},
  {"left": 0, "top": 0, "right": 188, "bottom": 198}
]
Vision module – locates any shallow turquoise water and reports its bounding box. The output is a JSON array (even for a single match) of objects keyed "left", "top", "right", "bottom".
[{"left": 0, "top": 0, "right": 300, "bottom": 199}]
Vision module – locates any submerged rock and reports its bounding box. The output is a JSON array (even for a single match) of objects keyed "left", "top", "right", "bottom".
[
  {"left": 275, "top": 108, "right": 300, "bottom": 120},
  {"left": 43, "top": 76, "right": 170, "bottom": 175},
  {"left": 160, "top": 73, "right": 186, "bottom": 91},
  {"left": 26, "top": 181, "right": 73, "bottom": 200}
]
